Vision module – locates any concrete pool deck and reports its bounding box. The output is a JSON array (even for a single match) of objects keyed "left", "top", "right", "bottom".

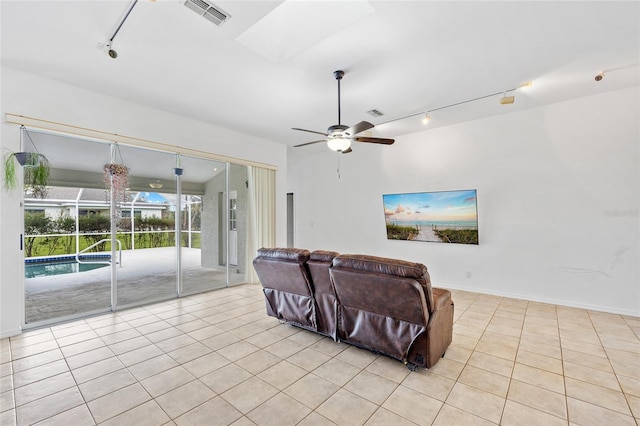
[{"left": 25, "top": 247, "right": 247, "bottom": 324}]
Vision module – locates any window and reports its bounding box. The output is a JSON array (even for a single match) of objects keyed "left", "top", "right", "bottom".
[{"left": 121, "top": 210, "right": 142, "bottom": 219}]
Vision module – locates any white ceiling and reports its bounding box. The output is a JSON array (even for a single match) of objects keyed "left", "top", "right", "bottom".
[{"left": 1, "top": 1, "right": 639, "bottom": 150}]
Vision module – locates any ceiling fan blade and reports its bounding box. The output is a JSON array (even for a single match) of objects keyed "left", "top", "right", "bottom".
[
  {"left": 293, "top": 140, "right": 327, "bottom": 148},
  {"left": 355, "top": 136, "right": 395, "bottom": 145},
  {"left": 341, "top": 147, "right": 353, "bottom": 154},
  {"left": 292, "top": 128, "right": 329, "bottom": 137},
  {"left": 344, "top": 121, "right": 374, "bottom": 136}
]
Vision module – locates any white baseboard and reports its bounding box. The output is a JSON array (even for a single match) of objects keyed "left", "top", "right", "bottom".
[
  {"left": 441, "top": 283, "right": 640, "bottom": 318},
  {"left": 0, "top": 327, "right": 22, "bottom": 339}
]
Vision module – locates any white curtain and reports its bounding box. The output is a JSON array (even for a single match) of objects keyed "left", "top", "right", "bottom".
[{"left": 245, "top": 166, "right": 276, "bottom": 283}]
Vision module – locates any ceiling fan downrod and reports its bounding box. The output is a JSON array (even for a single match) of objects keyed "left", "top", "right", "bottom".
[{"left": 334, "top": 70, "right": 344, "bottom": 125}]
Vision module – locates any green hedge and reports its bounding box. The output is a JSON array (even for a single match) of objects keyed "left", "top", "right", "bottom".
[{"left": 23, "top": 212, "right": 201, "bottom": 257}]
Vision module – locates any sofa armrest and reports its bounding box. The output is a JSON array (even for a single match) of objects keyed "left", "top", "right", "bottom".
[
  {"left": 432, "top": 288, "right": 452, "bottom": 310},
  {"left": 425, "top": 287, "right": 454, "bottom": 367}
]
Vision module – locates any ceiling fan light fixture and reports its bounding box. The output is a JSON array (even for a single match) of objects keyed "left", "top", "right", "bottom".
[{"left": 327, "top": 137, "right": 351, "bottom": 152}]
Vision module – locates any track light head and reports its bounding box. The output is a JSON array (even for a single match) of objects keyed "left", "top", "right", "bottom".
[
  {"left": 97, "top": 41, "right": 118, "bottom": 59},
  {"left": 500, "top": 95, "right": 515, "bottom": 105},
  {"left": 595, "top": 72, "right": 604, "bottom": 82},
  {"left": 422, "top": 113, "right": 431, "bottom": 124}
]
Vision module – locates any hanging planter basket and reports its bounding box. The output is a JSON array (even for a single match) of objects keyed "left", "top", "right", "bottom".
[
  {"left": 14, "top": 152, "right": 30, "bottom": 166},
  {"left": 103, "top": 163, "right": 129, "bottom": 216},
  {"left": 3, "top": 126, "right": 52, "bottom": 198}
]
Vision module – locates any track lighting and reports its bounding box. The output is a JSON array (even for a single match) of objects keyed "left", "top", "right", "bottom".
[
  {"left": 500, "top": 94, "right": 515, "bottom": 105},
  {"left": 378, "top": 80, "right": 533, "bottom": 126},
  {"left": 97, "top": 0, "right": 139, "bottom": 59},
  {"left": 594, "top": 64, "right": 640, "bottom": 82},
  {"left": 97, "top": 41, "right": 118, "bottom": 59}
]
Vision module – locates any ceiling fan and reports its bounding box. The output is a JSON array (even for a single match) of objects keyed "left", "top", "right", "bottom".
[{"left": 293, "top": 70, "right": 394, "bottom": 153}]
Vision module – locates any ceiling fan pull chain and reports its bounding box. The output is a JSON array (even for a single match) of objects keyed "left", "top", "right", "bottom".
[{"left": 336, "top": 152, "right": 341, "bottom": 179}]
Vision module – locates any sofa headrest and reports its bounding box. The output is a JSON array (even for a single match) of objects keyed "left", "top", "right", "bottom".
[
  {"left": 332, "top": 254, "right": 428, "bottom": 279},
  {"left": 310, "top": 250, "right": 340, "bottom": 263},
  {"left": 256, "top": 248, "right": 310, "bottom": 263}
]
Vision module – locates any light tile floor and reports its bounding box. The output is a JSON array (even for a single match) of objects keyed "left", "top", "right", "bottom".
[{"left": 1, "top": 284, "right": 639, "bottom": 425}]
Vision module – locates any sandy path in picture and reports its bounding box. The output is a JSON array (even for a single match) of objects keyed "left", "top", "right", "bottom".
[{"left": 414, "top": 225, "right": 441, "bottom": 242}]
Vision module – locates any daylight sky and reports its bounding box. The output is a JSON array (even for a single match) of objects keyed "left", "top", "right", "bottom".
[{"left": 383, "top": 190, "right": 477, "bottom": 222}]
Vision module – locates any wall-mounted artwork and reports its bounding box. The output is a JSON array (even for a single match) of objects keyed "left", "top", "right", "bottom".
[{"left": 383, "top": 189, "right": 479, "bottom": 244}]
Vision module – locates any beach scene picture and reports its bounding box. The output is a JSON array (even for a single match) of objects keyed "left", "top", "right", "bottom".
[{"left": 383, "top": 189, "right": 479, "bottom": 244}]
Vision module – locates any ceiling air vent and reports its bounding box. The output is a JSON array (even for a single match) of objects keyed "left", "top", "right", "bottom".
[
  {"left": 367, "top": 109, "right": 384, "bottom": 117},
  {"left": 182, "top": 0, "right": 231, "bottom": 26}
]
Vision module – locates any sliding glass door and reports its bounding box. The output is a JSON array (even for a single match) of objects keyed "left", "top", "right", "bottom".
[
  {"left": 23, "top": 133, "right": 113, "bottom": 324},
  {"left": 21, "top": 129, "right": 257, "bottom": 328},
  {"left": 180, "top": 155, "right": 228, "bottom": 294},
  {"left": 228, "top": 164, "right": 249, "bottom": 286},
  {"left": 113, "top": 145, "right": 178, "bottom": 308}
]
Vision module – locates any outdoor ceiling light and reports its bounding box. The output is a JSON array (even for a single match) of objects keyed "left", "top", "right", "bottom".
[{"left": 149, "top": 180, "right": 163, "bottom": 189}]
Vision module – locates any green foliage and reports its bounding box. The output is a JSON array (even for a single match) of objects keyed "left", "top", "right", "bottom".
[
  {"left": 3, "top": 152, "right": 18, "bottom": 191},
  {"left": 386, "top": 223, "right": 419, "bottom": 240},
  {"left": 3, "top": 152, "right": 51, "bottom": 197},
  {"left": 56, "top": 214, "right": 77, "bottom": 254},
  {"left": 24, "top": 211, "right": 52, "bottom": 257},
  {"left": 181, "top": 231, "right": 201, "bottom": 248},
  {"left": 78, "top": 214, "right": 111, "bottom": 233},
  {"left": 434, "top": 229, "right": 479, "bottom": 244},
  {"left": 24, "top": 154, "right": 51, "bottom": 198},
  {"left": 23, "top": 212, "right": 201, "bottom": 257},
  {"left": 78, "top": 214, "right": 112, "bottom": 252}
]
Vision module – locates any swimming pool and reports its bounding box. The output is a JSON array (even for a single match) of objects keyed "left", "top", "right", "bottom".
[{"left": 25, "top": 255, "right": 110, "bottom": 278}]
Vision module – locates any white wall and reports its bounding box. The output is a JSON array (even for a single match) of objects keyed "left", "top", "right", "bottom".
[
  {"left": 288, "top": 87, "right": 640, "bottom": 316},
  {"left": 0, "top": 66, "right": 288, "bottom": 337}
]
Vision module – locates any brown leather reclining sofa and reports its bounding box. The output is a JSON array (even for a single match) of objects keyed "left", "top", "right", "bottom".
[{"left": 252, "top": 247, "right": 454, "bottom": 369}]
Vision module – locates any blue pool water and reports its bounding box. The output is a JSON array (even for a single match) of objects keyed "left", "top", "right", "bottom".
[{"left": 25, "top": 256, "right": 110, "bottom": 278}]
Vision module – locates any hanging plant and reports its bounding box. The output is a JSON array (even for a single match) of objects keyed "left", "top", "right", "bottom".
[
  {"left": 24, "top": 153, "right": 51, "bottom": 198},
  {"left": 3, "top": 126, "right": 52, "bottom": 198},
  {"left": 103, "top": 162, "right": 129, "bottom": 205}
]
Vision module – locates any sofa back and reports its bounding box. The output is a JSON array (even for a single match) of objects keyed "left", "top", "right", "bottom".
[
  {"left": 307, "top": 250, "right": 340, "bottom": 338},
  {"left": 252, "top": 248, "right": 316, "bottom": 331},
  {"left": 330, "top": 254, "right": 434, "bottom": 363}
]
